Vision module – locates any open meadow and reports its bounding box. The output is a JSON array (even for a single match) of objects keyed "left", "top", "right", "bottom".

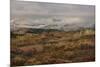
[{"left": 11, "top": 28, "right": 95, "bottom": 66}]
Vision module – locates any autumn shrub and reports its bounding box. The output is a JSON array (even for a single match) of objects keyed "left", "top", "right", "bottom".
[
  {"left": 24, "top": 58, "right": 41, "bottom": 65},
  {"left": 11, "top": 56, "right": 26, "bottom": 66},
  {"left": 19, "top": 47, "right": 36, "bottom": 57}
]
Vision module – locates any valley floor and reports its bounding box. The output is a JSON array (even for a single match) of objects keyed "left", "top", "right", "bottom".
[{"left": 11, "top": 29, "right": 95, "bottom": 66}]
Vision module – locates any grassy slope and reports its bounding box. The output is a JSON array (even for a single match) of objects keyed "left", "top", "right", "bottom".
[{"left": 11, "top": 28, "right": 95, "bottom": 66}]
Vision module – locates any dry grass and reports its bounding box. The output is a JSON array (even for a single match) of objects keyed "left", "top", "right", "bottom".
[{"left": 11, "top": 29, "right": 95, "bottom": 66}]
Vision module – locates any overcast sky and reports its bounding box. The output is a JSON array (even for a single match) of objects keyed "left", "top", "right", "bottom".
[
  {"left": 11, "top": 0, "right": 95, "bottom": 16},
  {"left": 10, "top": 0, "right": 95, "bottom": 28}
]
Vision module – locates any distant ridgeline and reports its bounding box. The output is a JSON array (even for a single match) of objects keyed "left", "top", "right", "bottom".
[
  {"left": 27, "top": 28, "right": 62, "bottom": 33},
  {"left": 11, "top": 26, "right": 95, "bottom": 38},
  {"left": 11, "top": 28, "right": 62, "bottom": 36}
]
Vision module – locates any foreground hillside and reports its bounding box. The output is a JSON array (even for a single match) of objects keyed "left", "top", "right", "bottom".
[{"left": 11, "top": 28, "right": 95, "bottom": 66}]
